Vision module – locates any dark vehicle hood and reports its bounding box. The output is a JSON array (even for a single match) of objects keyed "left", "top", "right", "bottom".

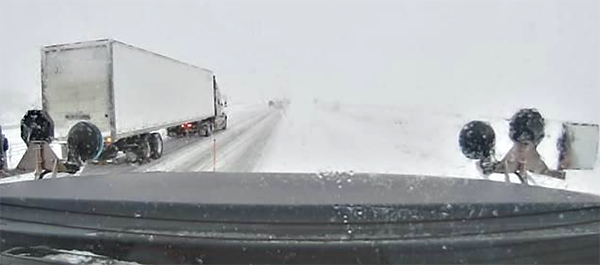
[
  {"left": 1, "top": 172, "right": 599, "bottom": 264},
  {"left": 1, "top": 172, "right": 599, "bottom": 222}
]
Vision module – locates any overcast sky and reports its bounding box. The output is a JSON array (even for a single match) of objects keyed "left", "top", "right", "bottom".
[{"left": 0, "top": 0, "right": 598, "bottom": 124}]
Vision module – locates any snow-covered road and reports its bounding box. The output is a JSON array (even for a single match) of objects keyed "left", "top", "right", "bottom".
[{"left": 82, "top": 104, "right": 282, "bottom": 175}]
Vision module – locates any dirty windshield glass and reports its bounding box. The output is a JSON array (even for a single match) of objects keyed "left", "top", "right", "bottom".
[{"left": 0, "top": 0, "right": 599, "bottom": 264}]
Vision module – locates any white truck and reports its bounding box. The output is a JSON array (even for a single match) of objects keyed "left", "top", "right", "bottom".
[{"left": 42, "top": 39, "right": 227, "bottom": 163}]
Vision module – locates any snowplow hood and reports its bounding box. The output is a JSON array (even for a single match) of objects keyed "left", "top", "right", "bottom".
[{"left": 1, "top": 172, "right": 599, "bottom": 264}]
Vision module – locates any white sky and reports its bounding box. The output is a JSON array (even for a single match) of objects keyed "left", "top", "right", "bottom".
[{"left": 0, "top": 0, "right": 598, "bottom": 124}]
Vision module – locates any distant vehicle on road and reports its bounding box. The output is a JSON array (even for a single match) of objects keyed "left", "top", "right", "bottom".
[{"left": 268, "top": 98, "right": 290, "bottom": 109}]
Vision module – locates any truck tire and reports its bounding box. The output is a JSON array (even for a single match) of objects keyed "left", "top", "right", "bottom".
[
  {"left": 208, "top": 123, "right": 214, "bottom": 136},
  {"left": 222, "top": 117, "right": 228, "bottom": 130},
  {"left": 202, "top": 123, "right": 214, "bottom": 137},
  {"left": 137, "top": 137, "right": 152, "bottom": 164},
  {"left": 167, "top": 129, "right": 178, "bottom": 138},
  {"left": 149, "top": 133, "right": 163, "bottom": 159}
]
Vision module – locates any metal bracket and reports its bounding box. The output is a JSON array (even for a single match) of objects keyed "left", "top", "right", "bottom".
[
  {"left": 13, "top": 141, "right": 73, "bottom": 179},
  {"left": 481, "top": 141, "right": 565, "bottom": 184}
]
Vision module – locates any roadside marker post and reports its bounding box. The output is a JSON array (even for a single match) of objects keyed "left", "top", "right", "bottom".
[{"left": 213, "top": 138, "right": 217, "bottom": 172}]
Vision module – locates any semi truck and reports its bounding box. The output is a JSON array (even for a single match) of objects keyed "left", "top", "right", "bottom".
[{"left": 42, "top": 39, "right": 227, "bottom": 164}]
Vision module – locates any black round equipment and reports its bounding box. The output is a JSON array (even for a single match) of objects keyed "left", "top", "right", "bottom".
[
  {"left": 67, "top": 121, "right": 103, "bottom": 162},
  {"left": 459, "top": 120, "right": 496, "bottom": 160},
  {"left": 20, "top": 110, "right": 54, "bottom": 144},
  {"left": 509, "top": 108, "right": 545, "bottom": 145}
]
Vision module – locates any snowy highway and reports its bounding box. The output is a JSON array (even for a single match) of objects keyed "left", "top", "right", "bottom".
[{"left": 82, "top": 104, "right": 282, "bottom": 175}]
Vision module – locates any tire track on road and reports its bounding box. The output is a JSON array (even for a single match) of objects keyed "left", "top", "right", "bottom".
[
  {"left": 192, "top": 111, "right": 282, "bottom": 172},
  {"left": 81, "top": 107, "right": 269, "bottom": 176},
  {"left": 142, "top": 110, "right": 276, "bottom": 172}
]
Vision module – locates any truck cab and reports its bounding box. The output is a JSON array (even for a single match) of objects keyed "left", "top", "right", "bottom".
[
  {"left": 213, "top": 76, "right": 228, "bottom": 131},
  {"left": 167, "top": 75, "right": 228, "bottom": 137}
]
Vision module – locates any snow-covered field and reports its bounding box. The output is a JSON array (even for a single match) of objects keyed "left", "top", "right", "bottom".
[
  {"left": 2, "top": 101, "right": 599, "bottom": 196},
  {"left": 257, "top": 102, "right": 600, "bottom": 195}
]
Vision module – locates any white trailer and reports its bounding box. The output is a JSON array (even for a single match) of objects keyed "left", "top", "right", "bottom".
[{"left": 42, "top": 39, "right": 227, "bottom": 163}]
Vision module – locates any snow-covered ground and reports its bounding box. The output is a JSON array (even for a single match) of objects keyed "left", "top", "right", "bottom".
[
  {"left": 2, "top": 101, "right": 599, "bottom": 196},
  {"left": 257, "top": 102, "right": 600, "bottom": 196}
]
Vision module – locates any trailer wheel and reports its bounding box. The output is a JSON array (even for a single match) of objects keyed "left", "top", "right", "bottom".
[
  {"left": 222, "top": 116, "right": 228, "bottom": 130},
  {"left": 167, "top": 130, "right": 178, "bottom": 138},
  {"left": 137, "top": 137, "right": 152, "bottom": 164},
  {"left": 149, "top": 133, "right": 163, "bottom": 159}
]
